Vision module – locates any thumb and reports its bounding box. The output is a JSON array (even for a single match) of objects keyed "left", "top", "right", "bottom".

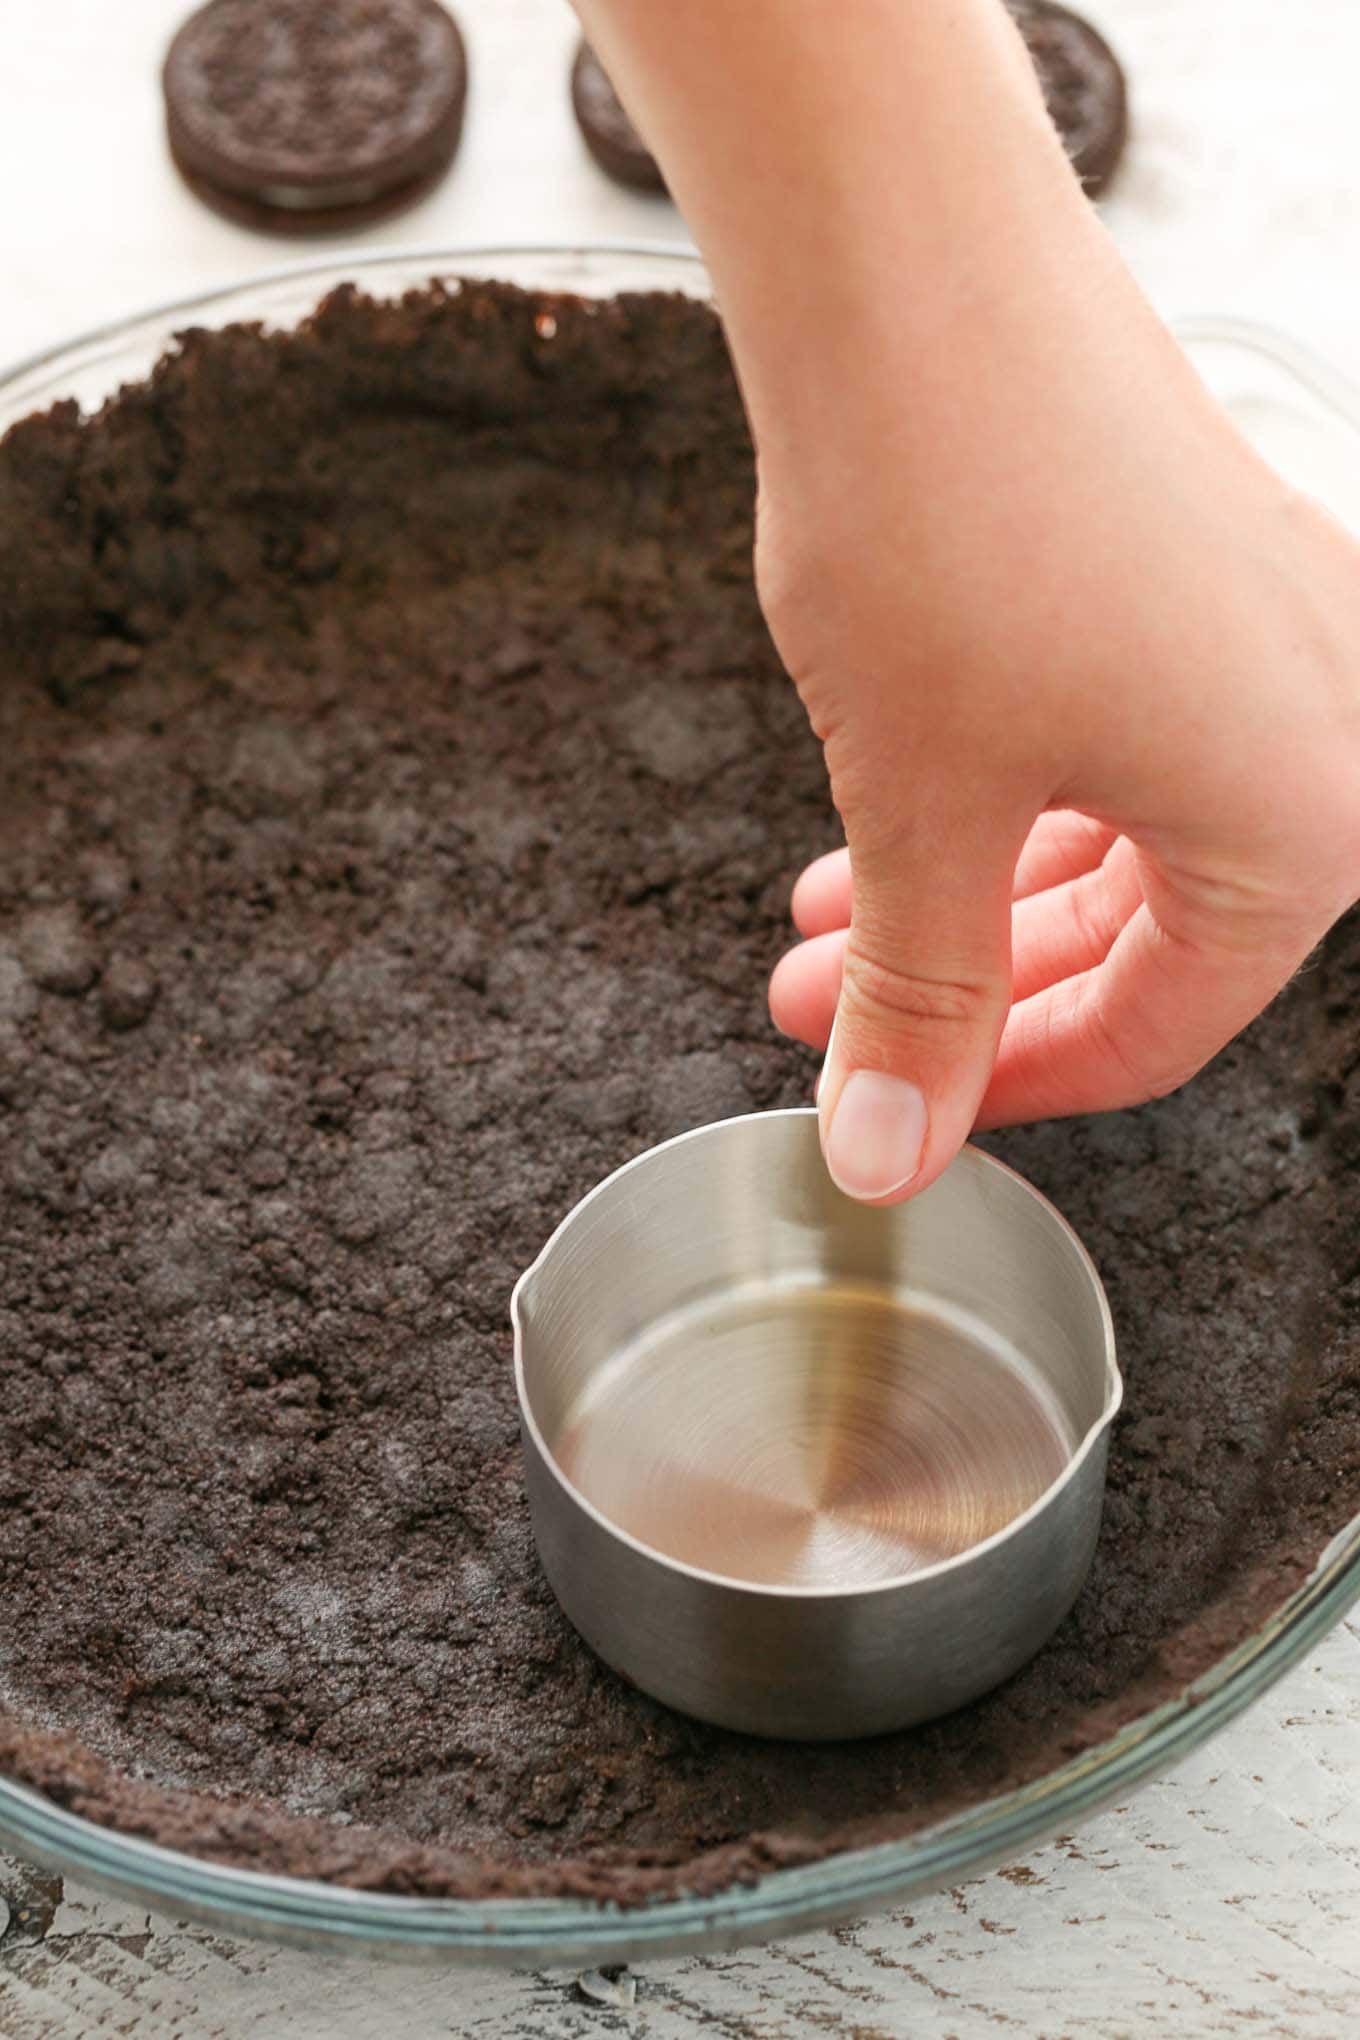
[{"left": 818, "top": 811, "right": 1020, "bottom": 1204}]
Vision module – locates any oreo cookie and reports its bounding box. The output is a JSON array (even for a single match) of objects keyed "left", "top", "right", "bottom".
[
  {"left": 570, "top": 6, "right": 1127, "bottom": 200},
  {"left": 1012, "top": 1, "right": 1128, "bottom": 196},
  {"left": 163, "top": 0, "right": 467, "bottom": 234},
  {"left": 569, "top": 40, "right": 666, "bottom": 195}
]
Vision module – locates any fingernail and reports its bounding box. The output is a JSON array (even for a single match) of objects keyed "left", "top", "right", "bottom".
[{"left": 823, "top": 1070, "right": 928, "bottom": 1202}]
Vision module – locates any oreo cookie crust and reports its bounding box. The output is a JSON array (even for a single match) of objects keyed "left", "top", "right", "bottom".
[
  {"left": 0, "top": 282, "right": 1357, "bottom": 1906},
  {"left": 163, "top": 0, "right": 467, "bottom": 233}
]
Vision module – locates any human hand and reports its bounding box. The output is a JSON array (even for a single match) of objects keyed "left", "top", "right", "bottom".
[
  {"left": 762, "top": 373, "right": 1360, "bottom": 1202},
  {"left": 569, "top": 0, "right": 1360, "bottom": 1203}
]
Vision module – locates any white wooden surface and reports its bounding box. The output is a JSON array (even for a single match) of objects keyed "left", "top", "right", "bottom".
[{"left": 2, "top": 0, "right": 1360, "bottom": 2031}]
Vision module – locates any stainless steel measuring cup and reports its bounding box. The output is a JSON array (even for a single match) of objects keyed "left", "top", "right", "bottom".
[{"left": 512, "top": 1108, "right": 1120, "bottom": 1739}]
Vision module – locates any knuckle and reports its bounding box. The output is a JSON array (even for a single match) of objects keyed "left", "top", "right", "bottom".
[
  {"left": 845, "top": 946, "right": 1003, "bottom": 1036},
  {"left": 1083, "top": 995, "right": 1200, "bottom": 1104},
  {"left": 1081, "top": 998, "right": 1148, "bottom": 1096},
  {"left": 1067, "top": 877, "right": 1120, "bottom": 960}
]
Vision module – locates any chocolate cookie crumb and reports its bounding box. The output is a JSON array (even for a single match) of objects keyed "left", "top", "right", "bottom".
[
  {"left": 99, "top": 956, "right": 159, "bottom": 1031},
  {"left": 17, "top": 906, "right": 97, "bottom": 996}
]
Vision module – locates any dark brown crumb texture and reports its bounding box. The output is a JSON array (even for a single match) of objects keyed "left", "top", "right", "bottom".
[{"left": 0, "top": 282, "right": 1357, "bottom": 1907}]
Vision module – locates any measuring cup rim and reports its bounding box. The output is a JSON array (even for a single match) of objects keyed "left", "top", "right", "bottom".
[{"left": 511, "top": 1108, "right": 1122, "bottom": 1604}]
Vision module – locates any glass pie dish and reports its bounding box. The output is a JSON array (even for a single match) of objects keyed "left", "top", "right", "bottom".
[{"left": 1, "top": 244, "right": 1359, "bottom": 1967}]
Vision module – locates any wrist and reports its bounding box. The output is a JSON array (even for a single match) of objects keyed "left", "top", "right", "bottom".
[{"left": 578, "top": 1, "right": 1096, "bottom": 454}]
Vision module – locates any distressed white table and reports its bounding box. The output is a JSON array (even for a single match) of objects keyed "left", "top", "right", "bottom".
[{"left": 3, "top": 0, "right": 1360, "bottom": 2031}]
